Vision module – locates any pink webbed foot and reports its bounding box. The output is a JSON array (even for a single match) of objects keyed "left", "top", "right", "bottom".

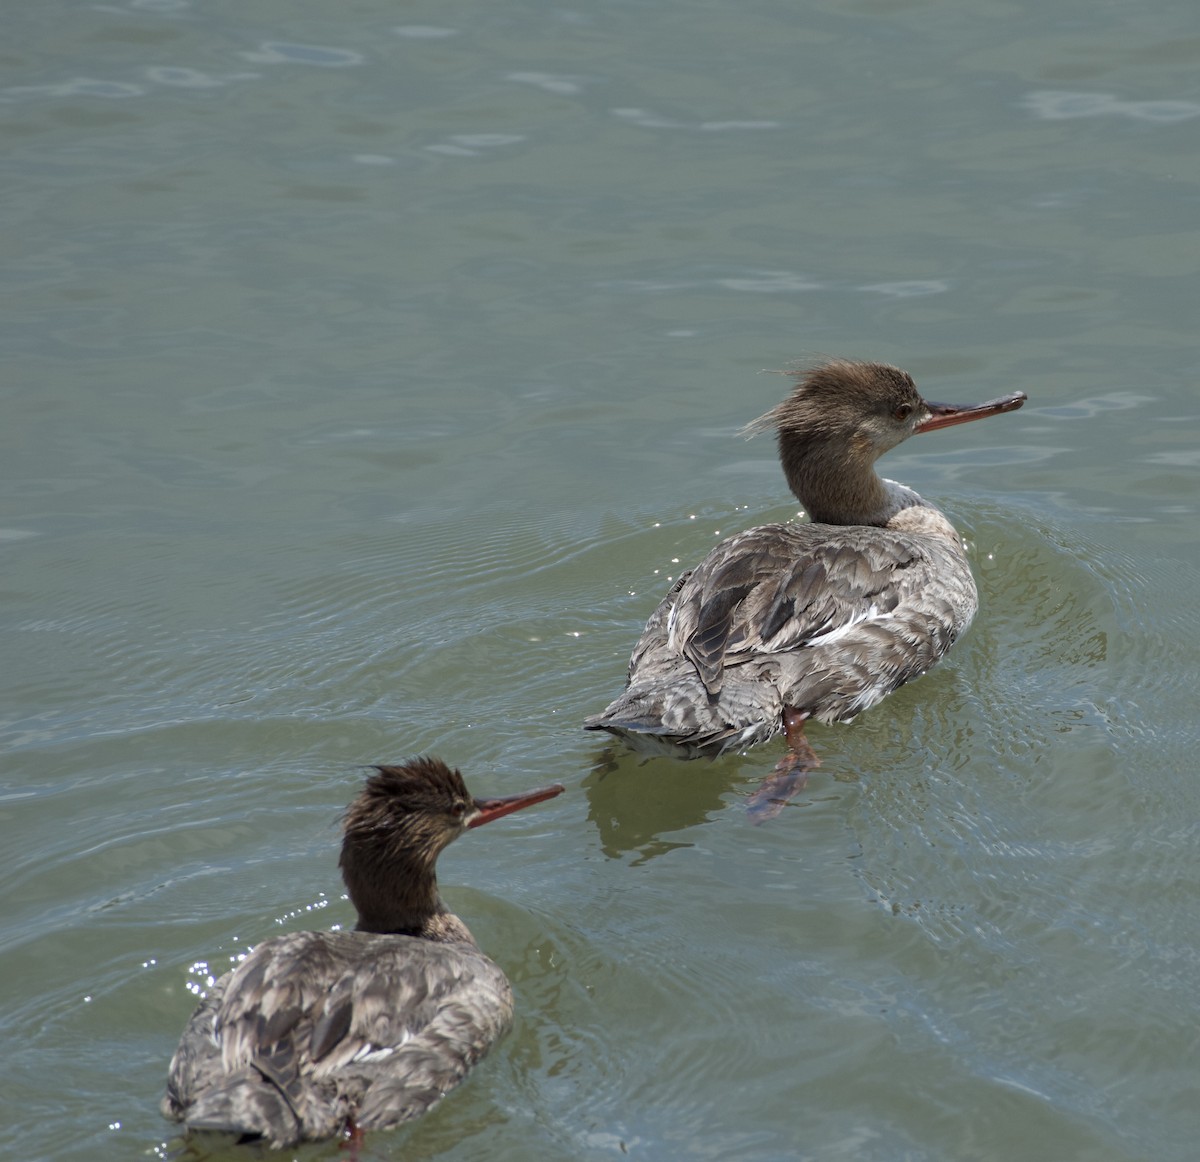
[{"left": 745, "top": 708, "right": 820, "bottom": 823}]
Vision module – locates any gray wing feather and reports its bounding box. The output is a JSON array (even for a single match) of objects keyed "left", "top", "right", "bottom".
[{"left": 668, "top": 525, "right": 926, "bottom": 692}]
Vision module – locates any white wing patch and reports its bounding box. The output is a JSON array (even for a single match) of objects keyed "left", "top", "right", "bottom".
[
  {"left": 351, "top": 1043, "right": 399, "bottom": 1064},
  {"left": 735, "top": 723, "right": 765, "bottom": 748},
  {"left": 801, "top": 603, "right": 890, "bottom": 648},
  {"left": 350, "top": 1026, "right": 413, "bottom": 1064},
  {"left": 666, "top": 600, "right": 681, "bottom": 651}
]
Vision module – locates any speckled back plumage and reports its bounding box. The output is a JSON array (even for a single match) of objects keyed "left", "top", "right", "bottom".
[{"left": 162, "top": 930, "right": 512, "bottom": 1146}]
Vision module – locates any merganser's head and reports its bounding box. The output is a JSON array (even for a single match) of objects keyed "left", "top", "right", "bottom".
[
  {"left": 746, "top": 359, "right": 1026, "bottom": 462},
  {"left": 339, "top": 757, "right": 562, "bottom": 931},
  {"left": 744, "top": 359, "right": 1026, "bottom": 526}
]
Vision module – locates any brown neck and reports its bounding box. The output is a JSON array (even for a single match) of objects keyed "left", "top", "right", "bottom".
[
  {"left": 346, "top": 851, "right": 478, "bottom": 945},
  {"left": 779, "top": 433, "right": 892, "bottom": 527}
]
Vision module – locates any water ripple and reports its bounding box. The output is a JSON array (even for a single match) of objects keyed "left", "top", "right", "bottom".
[
  {"left": 1022, "top": 89, "right": 1200, "bottom": 123},
  {"left": 238, "top": 42, "right": 364, "bottom": 67},
  {"left": 506, "top": 72, "right": 584, "bottom": 96}
]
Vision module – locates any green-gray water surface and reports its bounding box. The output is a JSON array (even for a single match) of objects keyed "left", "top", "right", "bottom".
[{"left": 3, "top": 1, "right": 1199, "bottom": 1159}]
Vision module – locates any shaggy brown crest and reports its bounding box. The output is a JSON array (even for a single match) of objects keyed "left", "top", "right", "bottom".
[
  {"left": 340, "top": 757, "right": 475, "bottom": 938},
  {"left": 740, "top": 361, "right": 936, "bottom": 526},
  {"left": 344, "top": 758, "right": 474, "bottom": 849},
  {"left": 743, "top": 359, "right": 922, "bottom": 440}
]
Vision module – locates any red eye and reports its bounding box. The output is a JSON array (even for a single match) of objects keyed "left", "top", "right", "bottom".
[{"left": 893, "top": 403, "right": 913, "bottom": 421}]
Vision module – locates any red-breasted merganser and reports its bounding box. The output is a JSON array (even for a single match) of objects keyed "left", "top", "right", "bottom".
[
  {"left": 584, "top": 359, "right": 1025, "bottom": 814},
  {"left": 162, "top": 758, "right": 563, "bottom": 1148}
]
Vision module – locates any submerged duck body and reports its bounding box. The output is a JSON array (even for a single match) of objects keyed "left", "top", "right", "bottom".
[
  {"left": 162, "top": 758, "right": 562, "bottom": 1148},
  {"left": 585, "top": 360, "right": 1025, "bottom": 793}
]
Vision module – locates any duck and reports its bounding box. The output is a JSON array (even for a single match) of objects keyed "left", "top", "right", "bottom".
[
  {"left": 162, "top": 757, "right": 563, "bottom": 1148},
  {"left": 584, "top": 359, "right": 1025, "bottom": 814}
]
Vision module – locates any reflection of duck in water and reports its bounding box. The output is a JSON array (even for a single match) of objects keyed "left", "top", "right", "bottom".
[
  {"left": 585, "top": 360, "right": 1025, "bottom": 814},
  {"left": 162, "top": 758, "right": 562, "bottom": 1148}
]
